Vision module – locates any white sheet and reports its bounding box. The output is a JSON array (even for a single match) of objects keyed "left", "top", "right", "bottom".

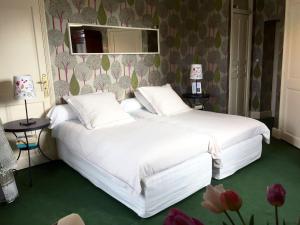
[
  {"left": 52, "top": 119, "right": 210, "bottom": 194},
  {"left": 58, "top": 139, "right": 212, "bottom": 217},
  {"left": 213, "top": 135, "right": 262, "bottom": 179},
  {"left": 129, "top": 109, "right": 270, "bottom": 160}
]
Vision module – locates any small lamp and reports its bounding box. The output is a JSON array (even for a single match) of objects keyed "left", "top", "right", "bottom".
[
  {"left": 190, "top": 64, "right": 203, "bottom": 94},
  {"left": 14, "top": 75, "right": 36, "bottom": 126}
]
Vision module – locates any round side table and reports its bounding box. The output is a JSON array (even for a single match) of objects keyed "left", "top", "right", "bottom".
[
  {"left": 182, "top": 93, "right": 210, "bottom": 109},
  {"left": 4, "top": 118, "right": 51, "bottom": 186}
]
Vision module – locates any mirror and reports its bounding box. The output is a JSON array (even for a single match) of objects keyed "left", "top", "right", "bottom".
[{"left": 68, "top": 23, "right": 159, "bottom": 55}]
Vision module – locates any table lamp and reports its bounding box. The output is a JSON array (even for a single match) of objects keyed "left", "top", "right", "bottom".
[
  {"left": 14, "top": 75, "right": 36, "bottom": 126},
  {"left": 190, "top": 64, "right": 203, "bottom": 94}
]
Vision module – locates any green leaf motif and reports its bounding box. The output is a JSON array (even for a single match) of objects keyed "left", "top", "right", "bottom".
[
  {"left": 131, "top": 70, "right": 138, "bottom": 90},
  {"left": 214, "top": 0, "right": 222, "bottom": 11},
  {"left": 152, "top": 12, "right": 160, "bottom": 27},
  {"left": 154, "top": 55, "right": 160, "bottom": 68},
  {"left": 98, "top": 3, "right": 107, "bottom": 25},
  {"left": 213, "top": 104, "right": 220, "bottom": 112},
  {"left": 175, "top": 68, "right": 181, "bottom": 84},
  {"left": 174, "top": 0, "right": 181, "bottom": 11},
  {"left": 127, "top": 0, "right": 134, "bottom": 6},
  {"left": 215, "top": 31, "right": 222, "bottom": 48},
  {"left": 255, "top": 30, "right": 263, "bottom": 45},
  {"left": 69, "top": 74, "right": 80, "bottom": 95},
  {"left": 214, "top": 68, "right": 221, "bottom": 82},
  {"left": 64, "top": 26, "right": 69, "bottom": 49},
  {"left": 252, "top": 95, "right": 260, "bottom": 110},
  {"left": 101, "top": 55, "right": 110, "bottom": 72},
  {"left": 254, "top": 64, "right": 261, "bottom": 78},
  {"left": 256, "top": 0, "right": 264, "bottom": 11},
  {"left": 193, "top": 55, "right": 200, "bottom": 64},
  {"left": 175, "top": 33, "right": 181, "bottom": 49}
]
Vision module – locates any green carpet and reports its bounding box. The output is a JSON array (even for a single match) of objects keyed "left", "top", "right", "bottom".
[{"left": 1, "top": 138, "right": 300, "bottom": 225}]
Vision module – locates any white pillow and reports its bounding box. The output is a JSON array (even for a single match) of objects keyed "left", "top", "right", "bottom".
[
  {"left": 136, "top": 84, "right": 191, "bottom": 116},
  {"left": 65, "top": 92, "right": 135, "bottom": 129},
  {"left": 134, "top": 90, "right": 156, "bottom": 113},
  {"left": 47, "top": 105, "right": 78, "bottom": 129},
  {"left": 120, "top": 98, "right": 143, "bottom": 112}
]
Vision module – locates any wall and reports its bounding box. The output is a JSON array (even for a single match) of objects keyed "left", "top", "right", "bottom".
[
  {"left": 44, "top": 0, "right": 230, "bottom": 113},
  {"left": 250, "top": 0, "right": 285, "bottom": 121},
  {"left": 260, "top": 20, "right": 276, "bottom": 112}
]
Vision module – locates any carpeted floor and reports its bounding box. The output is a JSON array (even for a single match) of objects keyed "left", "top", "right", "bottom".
[{"left": 1, "top": 138, "right": 300, "bottom": 225}]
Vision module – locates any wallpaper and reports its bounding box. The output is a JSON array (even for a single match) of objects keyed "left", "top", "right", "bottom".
[
  {"left": 250, "top": 0, "right": 285, "bottom": 117},
  {"left": 44, "top": 0, "right": 230, "bottom": 113}
]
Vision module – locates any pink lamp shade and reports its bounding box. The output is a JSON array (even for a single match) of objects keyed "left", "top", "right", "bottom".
[
  {"left": 14, "top": 75, "right": 36, "bottom": 100},
  {"left": 190, "top": 64, "right": 203, "bottom": 80}
]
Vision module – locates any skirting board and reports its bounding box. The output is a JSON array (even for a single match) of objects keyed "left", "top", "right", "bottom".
[{"left": 272, "top": 128, "right": 281, "bottom": 139}]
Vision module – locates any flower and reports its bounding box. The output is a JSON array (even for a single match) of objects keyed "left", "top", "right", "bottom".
[
  {"left": 220, "top": 190, "right": 242, "bottom": 211},
  {"left": 164, "top": 208, "right": 204, "bottom": 225},
  {"left": 201, "top": 184, "right": 226, "bottom": 213},
  {"left": 267, "top": 184, "right": 286, "bottom": 207}
]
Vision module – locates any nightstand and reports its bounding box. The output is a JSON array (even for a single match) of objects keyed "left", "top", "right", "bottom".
[
  {"left": 182, "top": 93, "right": 210, "bottom": 109},
  {"left": 3, "top": 118, "right": 51, "bottom": 186}
]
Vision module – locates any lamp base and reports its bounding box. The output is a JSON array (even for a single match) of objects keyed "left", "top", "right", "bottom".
[
  {"left": 19, "top": 119, "right": 36, "bottom": 126},
  {"left": 191, "top": 80, "right": 202, "bottom": 94}
]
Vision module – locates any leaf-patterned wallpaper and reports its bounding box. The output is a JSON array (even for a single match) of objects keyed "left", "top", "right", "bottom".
[
  {"left": 250, "top": 0, "right": 285, "bottom": 119},
  {"left": 44, "top": 0, "right": 230, "bottom": 113}
]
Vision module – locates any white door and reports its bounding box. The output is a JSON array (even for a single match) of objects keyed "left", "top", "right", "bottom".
[
  {"left": 228, "top": 11, "right": 250, "bottom": 116},
  {"left": 278, "top": 0, "right": 300, "bottom": 148},
  {"left": 0, "top": 0, "right": 55, "bottom": 168}
]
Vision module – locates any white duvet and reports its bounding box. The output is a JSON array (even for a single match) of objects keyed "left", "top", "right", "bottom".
[
  {"left": 130, "top": 109, "right": 270, "bottom": 159},
  {"left": 52, "top": 119, "right": 210, "bottom": 194}
]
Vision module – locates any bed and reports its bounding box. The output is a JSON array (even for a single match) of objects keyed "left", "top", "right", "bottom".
[
  {"left": 130, "top": 108, "right": 270, "bottom": 179},
  {"left": 51, "top": 116, "right": 212, "bottom": 218}
]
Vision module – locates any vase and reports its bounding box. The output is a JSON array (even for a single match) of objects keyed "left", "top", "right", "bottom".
[{"left": 0, "top": 170, "right": 18, "bottom": 203}]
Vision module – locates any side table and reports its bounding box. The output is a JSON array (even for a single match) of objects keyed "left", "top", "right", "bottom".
[
  {"left": 182, "top": 93, "right": 210, "bottom": 109},
  {"left": 4, "top": 118, "right": 51, "bottom": 186}
]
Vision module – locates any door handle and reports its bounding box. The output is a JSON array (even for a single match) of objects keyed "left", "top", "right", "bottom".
[{"left": 37, "top": 74, "right": 49, "bottom": 97}]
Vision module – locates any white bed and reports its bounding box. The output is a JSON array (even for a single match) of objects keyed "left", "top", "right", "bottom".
[
  {"left": 52, "top": 119, "right": 212, "bottom": 218},
  {"left": 129, "top": 108, "right": 270, "bottom": 179}
]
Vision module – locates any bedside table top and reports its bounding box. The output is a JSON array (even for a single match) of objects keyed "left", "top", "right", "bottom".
[
  {"left": 4, "top": 118, "right": 50, "bottom": 132},
  {"left": 182, "top": 93, "right": 210, "bottom": 99}
]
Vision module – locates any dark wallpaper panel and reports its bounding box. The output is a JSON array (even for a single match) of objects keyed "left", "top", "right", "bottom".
[
  {"left": 44, "top": 0, "right": 230, "bottom": 113},
  {"left": 250, "top": 0, "right": 285, "bottom": 114}
]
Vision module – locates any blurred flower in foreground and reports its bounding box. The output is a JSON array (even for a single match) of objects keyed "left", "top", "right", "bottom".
[
  {"left": 267, "top": 184, "right": 286, "bottom": 207},
  {"left": 220, "top": 190, "right": 243, "bottom": 211},
  {"left": 201, "top": 184, "right": 226, "bottom": 213},
  {"left": 164, "top": 208, "right": 204, "bottom": 225}
]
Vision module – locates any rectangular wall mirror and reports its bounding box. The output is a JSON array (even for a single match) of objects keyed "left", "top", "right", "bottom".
[{"left": 68, "top": 23, "right": 160, "bottom": 55}]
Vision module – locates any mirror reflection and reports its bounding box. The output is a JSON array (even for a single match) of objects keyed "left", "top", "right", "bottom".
[{"left": 68, "top": 24, "right": 159, "bottom": 54}]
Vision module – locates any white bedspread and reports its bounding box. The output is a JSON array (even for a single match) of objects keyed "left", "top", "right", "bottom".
[
  {"left": 52, "top": 119, "right": 210, "bottom": 194},
  {"left": 130, "top": 109, "right": 270, "bottom": 159}
]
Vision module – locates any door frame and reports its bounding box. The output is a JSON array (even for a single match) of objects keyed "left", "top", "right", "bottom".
[
  {"left": 228, "top": 0, "right": 253, "bottom": 116},
  {"left": 37, "top": 0, "right": 55, "bottom": 105},
  {"left": 277, "top": 0, "right": 300, "bottom": 147}
]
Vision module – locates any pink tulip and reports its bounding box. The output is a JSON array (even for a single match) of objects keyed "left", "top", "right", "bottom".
[
  {"left": 267, "top": 184, "right": 286, "bottom": 207},
  {"left": 220, "top": 190, "right": 243, "bottom": 211},
  {"left": 164, "top": 208, "right": 204, "bottom": 225},
  {"left": 201, "top": 184, "right": 226, "bottom": 213}
]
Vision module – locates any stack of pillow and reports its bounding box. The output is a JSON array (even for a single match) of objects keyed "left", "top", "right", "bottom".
[{"left": 47, "top": 84, "right": 191, "bottom": 130}]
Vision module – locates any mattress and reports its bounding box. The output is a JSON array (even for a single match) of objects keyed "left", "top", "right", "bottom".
[
  {"left": 213, "top": 135, "right": 262, "bottom": 179},
  {"left": 129, "top": 109, "right": 267, "bottom": 178},
  {"left": 129, "top": 109, "right": 269, "bottom": 159},
  {"left": 52, "top": 120, "right": 210, "bottom": 193},
  {"left": 57, "top": 140, "right": 212, "bottom": 218}
]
